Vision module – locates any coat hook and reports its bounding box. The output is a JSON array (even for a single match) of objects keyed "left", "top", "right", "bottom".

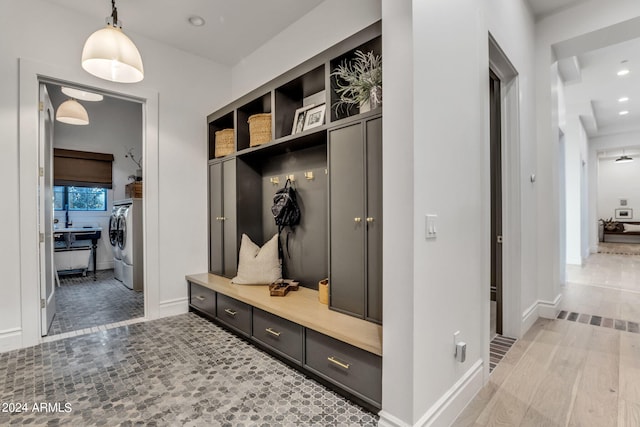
[
  {"left": 304, "top": 171, "right": 314, "bottom": 180},
  {"left": 286, "top": 174, "right": 295, "bottom": 182},
  {"left": 270, "top": 177, "right": 280, "bottom": 185}
]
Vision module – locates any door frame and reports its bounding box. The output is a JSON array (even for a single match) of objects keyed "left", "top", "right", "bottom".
[
  {"left": 18, "top": 58, "right": 160, "bottom": 348},
  {"left": 488, "top": 34, "right": 522, "bottom": 342}
]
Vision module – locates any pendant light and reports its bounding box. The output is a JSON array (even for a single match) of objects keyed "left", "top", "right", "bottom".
[
  {"left": 81, "top": 0, "right": 144, "bottom": 83},
  {"left": 56, "top": 99, "right": 90, "bottom": 125},
  {"left": 61, "top": 87, "right": 104, "bottom": 102},
  {"left": 615, "top": 149, "right": 634, "bottom": 163}
]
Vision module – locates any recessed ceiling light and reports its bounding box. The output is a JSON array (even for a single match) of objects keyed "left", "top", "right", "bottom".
[
  {"left": 619, "top": 97, "right": 630, "bottom": 103},
  {"left": 619, "top": 110, "right": 629, "bottom": 116},
  {"left": 617, "top": 69, "right": 630, "bottom": 76},
  {"left": 61, "top": 87, "right": 103, "bottom": 102},
  {"left": 188, "top": 16, "right": 205, "bottom": 26}
]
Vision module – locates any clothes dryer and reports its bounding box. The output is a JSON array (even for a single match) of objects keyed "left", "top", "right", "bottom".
[
  {"left": 114, "top": 199, "right": 143, "bottom": 291},
  {"left": 108, "top": 205, "right": 124, "bottom": 281}
]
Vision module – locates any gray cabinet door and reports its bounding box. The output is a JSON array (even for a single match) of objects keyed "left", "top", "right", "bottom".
[
  {"left": 365, "top": 117, "right": 382, "bottom": 323},
  {"left": 209, "top": 159, "right": 237, "bottom": 278},
  {"left": 222, "top": 160, "right": 237, "bottom": 277},
  {"left": 329, "top": 123, "right": 365, "bottom": 317},
  {"left": 209, "top": 162, "right": 224, "bottom": 275}
]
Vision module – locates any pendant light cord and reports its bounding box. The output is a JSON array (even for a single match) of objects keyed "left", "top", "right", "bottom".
[{"left": 110, "top": 0, "right": 118, "bottom": 27}]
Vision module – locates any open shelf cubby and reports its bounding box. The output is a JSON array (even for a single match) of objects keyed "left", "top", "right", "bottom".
[
  {"left": 274, "top": 65, "right": 326, "bottom": 140},
  {"left": 208, "top": 111, "right": 235, "bottom": 160},
  {"left": 237, "top": 93, "right": 272, "bottom": 151},
  {"left": 329, "top": 35, "right": 382, "bottom": 123}
]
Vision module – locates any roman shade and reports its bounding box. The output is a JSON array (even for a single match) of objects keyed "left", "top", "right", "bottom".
[{"left": 54, "top": 148, "right": 114, "bottom": 188}]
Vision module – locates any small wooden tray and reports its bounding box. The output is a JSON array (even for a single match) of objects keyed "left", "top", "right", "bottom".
[{"left": 269, "top": 280, "right": 300, "bottom": 296}]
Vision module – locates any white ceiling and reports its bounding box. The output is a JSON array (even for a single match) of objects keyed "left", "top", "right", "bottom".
[
  {"left": 526, "top": 0, "right": 590, "bottom": 19},
  {"left": 48, "top": 0, "right": 325, "bottom": 65}
]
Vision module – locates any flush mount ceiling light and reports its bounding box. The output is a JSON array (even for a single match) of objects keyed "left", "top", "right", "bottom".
[
  {"left": 617, "top": 68, "right": 630, "bottom": 76},
  {"left": 619, "top": 110, "right": 630, "bottom": 116},
  {"left": 61, "top": 87, "right": 104, "bottom": 102},
  {"left": 619, "top": 96, "right": 630, "bottom": 103},
  {"left": 56, "top": 99, "right": 89, "bottom": 125},
  {"left": 616, "top": 149, "right": 634, "bottom": 163},
  {"left": 81, "top": 0, "right": 144, "bottom": 83},
  {"left": 188, "top": 15, "right": 206, "bottom": 26}
]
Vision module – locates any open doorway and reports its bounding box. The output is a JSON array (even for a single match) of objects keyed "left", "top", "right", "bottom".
[{"left": 40, "top": 80, "right": 145, "bottom": 337}]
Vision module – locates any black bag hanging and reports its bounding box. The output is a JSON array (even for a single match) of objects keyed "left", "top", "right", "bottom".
[{"left": 271, "top": 178, "right": 301, "bottom": 259}]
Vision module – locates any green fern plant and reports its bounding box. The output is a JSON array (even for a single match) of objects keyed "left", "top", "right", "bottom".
[{"left": 331, "top": 50, "right": 382, "bottom": 115}]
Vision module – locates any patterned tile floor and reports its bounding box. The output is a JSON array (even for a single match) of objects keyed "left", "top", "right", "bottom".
[
  {"left": 1, "top": 313, "right": 378, "bottom": 426},
  {"left": 48, "top": 270, "right": 144, "bottom": 336}
]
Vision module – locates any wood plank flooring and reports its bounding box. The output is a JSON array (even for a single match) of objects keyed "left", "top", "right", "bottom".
[{"left": 454, "top": 252, "right": 640, "bottom": 426}]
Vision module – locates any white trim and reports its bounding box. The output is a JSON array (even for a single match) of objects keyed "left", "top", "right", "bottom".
[
  {"left": 522, "top": 294, "right": 562, "bottom": 334},
  {"left": 18, "top": 58, "right": 160, "bottom": 349},
  {"left": 378, "top": 410, "right": 412, "bottom": 427},
  {"left": 414, "top": 360, "right": 484, "bottom": 427},
  {"left": 0, "top": 328, "right": 23, "bottom": 353},
  {"left": 159, "top": 297, "right": 189, "bottom": 317}
]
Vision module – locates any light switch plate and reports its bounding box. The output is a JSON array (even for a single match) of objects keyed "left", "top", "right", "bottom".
[{"left": 425, "top": 214, "right": 437, "bottom": 239}]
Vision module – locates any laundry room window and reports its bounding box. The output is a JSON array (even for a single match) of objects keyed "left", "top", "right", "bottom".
[{"left": 53, "top": 186, "right": 107, "bottom": 211}]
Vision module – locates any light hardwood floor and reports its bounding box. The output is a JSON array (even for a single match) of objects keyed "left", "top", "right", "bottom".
[{"left": 453, "top": 252, "right": 640, "bottom": 426}]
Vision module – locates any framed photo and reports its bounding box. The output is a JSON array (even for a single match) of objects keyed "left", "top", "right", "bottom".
[
  {"left": 615, "top": 208, "right": 633, "bottom": 219},
  {"left": 303, "top": 104, "right": 326, "bottom": 131},
  {"left": 291, "top": 104, "right": 316, "bottom": 135}
]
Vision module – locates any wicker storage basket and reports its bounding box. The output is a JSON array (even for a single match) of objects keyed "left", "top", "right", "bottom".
[
  {"left": 214, "top": 129, "right": 234, "bottom": 158},
  {"left": 248, "top": 113, "right": 272, "bottom": 147}
]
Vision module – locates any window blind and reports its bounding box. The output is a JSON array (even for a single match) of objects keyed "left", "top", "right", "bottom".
[{"left": 53, "top": 148, "right": 114, "bottom": 188}]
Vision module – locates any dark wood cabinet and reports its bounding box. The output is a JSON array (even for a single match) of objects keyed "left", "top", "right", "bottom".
[
  {"left": 209, "top": 159, "right": 237, "bottom": 278},
  {"left": 329, "top": 117, "right": 382, "bottom": 322}
]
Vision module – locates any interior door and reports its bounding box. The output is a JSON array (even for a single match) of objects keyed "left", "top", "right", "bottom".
[
  {"left": 209, "top": 162, "right": 223, "bottom": 275},
  {"left": 39, "top": 84, "right": 56, "bottom": 335},
  {"left": 489, "top": 70, "right": 503, "bottom": 335}
]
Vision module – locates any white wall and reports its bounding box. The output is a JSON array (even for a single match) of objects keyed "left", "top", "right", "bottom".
[
  {"left": 1, "top": 0, "right": 230, "bottom": 351},
  {"left": 564, "top": 116, "right": 589, "bottom": 264},
  {"left": 598, "top": 157, "right": 640, "bottom": 221},
  {"left": 231, "top": 0, "right": 382, "bottom": 99},
  {"left": 49, "top": 88, "right": 142, "bottom": 270}
]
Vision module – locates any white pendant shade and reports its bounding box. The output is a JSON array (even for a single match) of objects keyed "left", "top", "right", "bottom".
[
  {"left": 61, "top": 86, "right": 103, "bottom": 102},
  {"left": 56, "top": 99, "right": 90, "bottom": 125},
  {"left": 81, "top": 25, "right": 144, "bottom": 83}
]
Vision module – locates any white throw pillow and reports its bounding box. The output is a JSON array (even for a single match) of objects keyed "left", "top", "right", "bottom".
[
  {"left": 623, "top": 223, "right": 640, "bottom": 232},
  {"left": 231, "top": 234, "right": 282, "bottom": 285}
]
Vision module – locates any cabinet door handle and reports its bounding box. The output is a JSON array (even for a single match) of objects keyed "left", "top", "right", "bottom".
[
  {"left": 354, "top": 217, "right": 362, "bottom": 223},
  {"left": 220, "top": 216, "right": 227, "bottom": 221},
  {"left": 366, "top": 217, "right": 374, "bottom": 223},
  {"left": 195, "top": 295, "right": 205, "bottom": 301},
  {"left": 224, "top": 308, "right": 237, "bottom": 316},
  {"left": 215, "top": 216, "right": 222, "bottom": 221},
  {"left": 327, "top": 356, "right": 350, "bottom": 370},
  {"left": 265, "top": 328, "right": 281, "bottom": 337}
]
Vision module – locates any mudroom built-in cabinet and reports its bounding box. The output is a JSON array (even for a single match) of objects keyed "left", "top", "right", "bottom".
[{"left": 189, "top": 21, "right": 383, "bottom": 411}]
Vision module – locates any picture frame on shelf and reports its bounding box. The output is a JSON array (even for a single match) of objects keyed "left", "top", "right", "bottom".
[
  {"left": 615, "top": 208, "right": 633, "bottom": 219},
  {"left": 291, "top": 104, "right": 316, "bottom": 135},
  {"left": 303, "top": 104, "right": 326, "bottom": 131}
]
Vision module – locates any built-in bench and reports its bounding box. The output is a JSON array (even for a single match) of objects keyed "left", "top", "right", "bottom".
[
  {"left": 185, "top": 273, "right": 382, "bottom": 410},
  {"left": 604, "top": 221, "right": 640, "bottom": 243}
]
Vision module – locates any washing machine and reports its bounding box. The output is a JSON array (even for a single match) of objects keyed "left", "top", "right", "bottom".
[
  {"left": 114, "top": 199, "right": 143, "bottom": 291},
  {"left": 109, "top": 205, "right": 124, "bottom": 281}
]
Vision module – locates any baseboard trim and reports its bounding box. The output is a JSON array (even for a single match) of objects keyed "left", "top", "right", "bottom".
[
  {"left": 418, "top": 359, "right": 483, "bottom": 426},
  {"left": 522, "top": 294, "right": 562, "bottom": 334},
  {"left": 0, "top": 328, "right": 23, "bottom": 354},
  {"left": 158, "top": 297, "right": 188, "bottom": 317},
  {"left": 378, "top": 410, "right": 411, "bottom": 427},
  {"left": 96, "top": 261, "right": 114, "bottom": 271}
]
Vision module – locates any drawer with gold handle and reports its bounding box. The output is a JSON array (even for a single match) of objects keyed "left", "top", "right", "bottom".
[
  {"left": 305, "top": 329, "right": 381, "bottom": 407},
  {"left": 252, "top": 308, "right": 302, "bottom": 364},
  {"left": 215, "top": 294, "right": 251, "bottom": 336},
  {"left": 188, "top": 282, "right": 215, "bottom": 316}
]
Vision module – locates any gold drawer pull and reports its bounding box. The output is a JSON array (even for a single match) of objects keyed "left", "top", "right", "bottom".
[
  {"left": 265, "top": 328, "right": 281, "bottom": 337},
  {"left": 224, "top": 308, "right": 237, "bottom": 316},
  {"left": 195, "top": 295, "right": 205, "bottom": 301},
  {"left": 327, "top": 356, "right": 350, "bottom": 370}
]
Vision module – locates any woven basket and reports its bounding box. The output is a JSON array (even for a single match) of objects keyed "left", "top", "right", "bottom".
[
  {"left": 248, "top": 113, "right": 272, "bottom": 147},
  {"left": 214, "top": 129, "right": 234, "bottom": 158}
]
